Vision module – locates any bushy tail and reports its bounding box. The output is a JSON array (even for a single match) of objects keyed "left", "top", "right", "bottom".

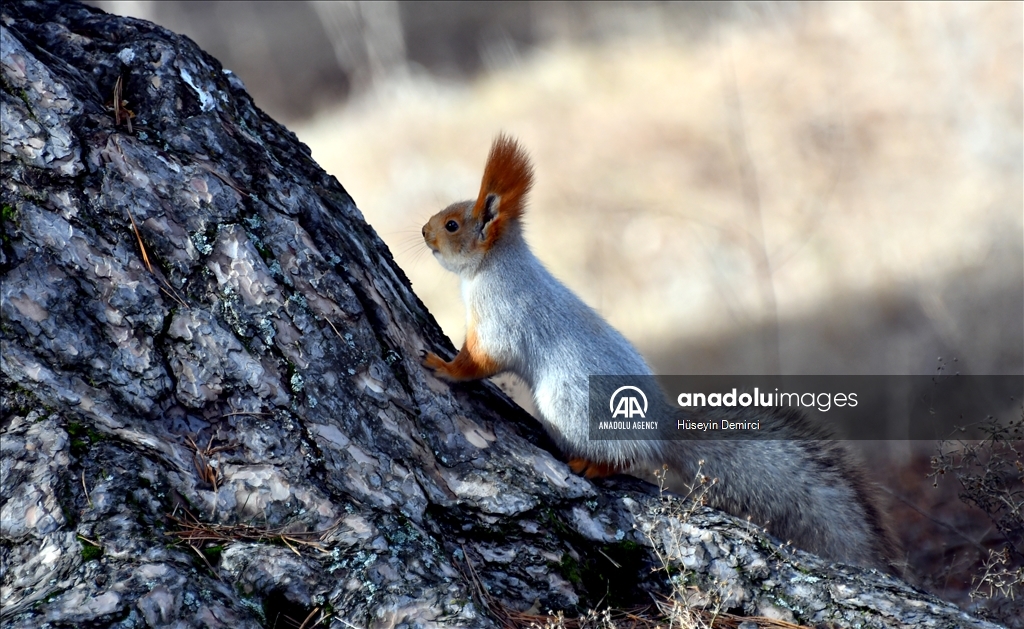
[{"left": 647, "top": 407, "right": 900, "bottom": 571}]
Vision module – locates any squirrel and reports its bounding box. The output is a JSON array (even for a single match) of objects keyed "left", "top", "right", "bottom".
[{"left": 421, "top": 134, "right": 899, "bottom": 571}]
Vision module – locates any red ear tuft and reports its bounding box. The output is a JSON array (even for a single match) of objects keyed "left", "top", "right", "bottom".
[{"left": 473, "top": 134, "right": 534, "bottom": 237}]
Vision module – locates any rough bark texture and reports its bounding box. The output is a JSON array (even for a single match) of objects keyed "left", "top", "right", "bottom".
[{"left": 0, "top": 2, "right": 1007, "bottom": 628}]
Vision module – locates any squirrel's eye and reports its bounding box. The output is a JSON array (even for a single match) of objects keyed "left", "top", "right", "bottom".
[{"left": 445, "top": 220, "right": 459, "bottom": 233}]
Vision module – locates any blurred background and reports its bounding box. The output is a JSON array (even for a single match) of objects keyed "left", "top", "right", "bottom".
[
  {"left": 93, "top": 1, "right": 1022, "bottom": 378},
  {"left": 91, "top": 0, "right": 1023, "bottom": 616}
]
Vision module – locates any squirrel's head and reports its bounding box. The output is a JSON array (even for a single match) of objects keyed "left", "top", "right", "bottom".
[
  {"left": 423, "top": 134, "right": 534, "bottom": 275},
  {"left": 422, "top": 200, "right": 484, "bottom": 274}
]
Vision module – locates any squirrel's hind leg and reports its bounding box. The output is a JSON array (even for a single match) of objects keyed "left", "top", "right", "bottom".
[{"left": 568, "top": 458, "right": 621, "bottom": 479}]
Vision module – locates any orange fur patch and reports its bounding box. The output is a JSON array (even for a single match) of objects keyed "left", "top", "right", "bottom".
[
  {"left": 423, "top": 327, "right": 501, "bottom": 382},
  {"left": 462, "top": 326, "right": 501, "bottom": 376},
  {"left": 473, "top": 134, "right": 534, "bottom": 247},
  {"left": 568, "top": 458, "right": 621, "bottom": 478}
]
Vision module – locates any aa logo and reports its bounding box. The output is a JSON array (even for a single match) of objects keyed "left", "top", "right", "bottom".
[{"left": 609, "top": 386, "right": 648, "bottom": 419}]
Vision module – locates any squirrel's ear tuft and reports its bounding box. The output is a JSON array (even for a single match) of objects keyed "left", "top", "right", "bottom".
[{"left": 473, "top": 134, "right": 534, "bottom": 243}]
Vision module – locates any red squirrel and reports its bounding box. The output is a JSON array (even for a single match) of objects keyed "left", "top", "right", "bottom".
[{"left": 421, "top": 135, "right": 898, "bottom": 570}]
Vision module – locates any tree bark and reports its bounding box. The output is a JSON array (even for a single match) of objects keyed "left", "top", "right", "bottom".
[{"left": 0, "top": 2, "right": 1006, "bottom": 628}]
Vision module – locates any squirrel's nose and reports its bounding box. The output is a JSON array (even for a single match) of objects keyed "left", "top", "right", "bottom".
[{"left": 421, "top": 226, "right": 427, "bottom": 238}]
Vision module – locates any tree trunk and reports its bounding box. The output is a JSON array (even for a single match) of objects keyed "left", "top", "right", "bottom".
[{"left": 0, "top": 2, "right": 1005, "bottom": 628}]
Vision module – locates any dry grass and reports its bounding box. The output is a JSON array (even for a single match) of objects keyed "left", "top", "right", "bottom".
[
  {"left": 165, "top": 506, "right": 333, "bottom": 557},
  {"left": 931, "top": 410, "right": 1024, "bottom": 617},
  {"left": 475, "top": 467, "right": 808, "bottom": 628},
  {"left": 519, "top": 607, "right": 809, "bottom": 629}
]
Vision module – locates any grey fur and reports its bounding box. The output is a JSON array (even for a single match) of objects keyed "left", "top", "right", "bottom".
[
  {"left": 431, "top": 203, "right": 898, "bottom": 571},
  {"left": 651, "top": 409, "right": 899, "bottom": 569}
]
